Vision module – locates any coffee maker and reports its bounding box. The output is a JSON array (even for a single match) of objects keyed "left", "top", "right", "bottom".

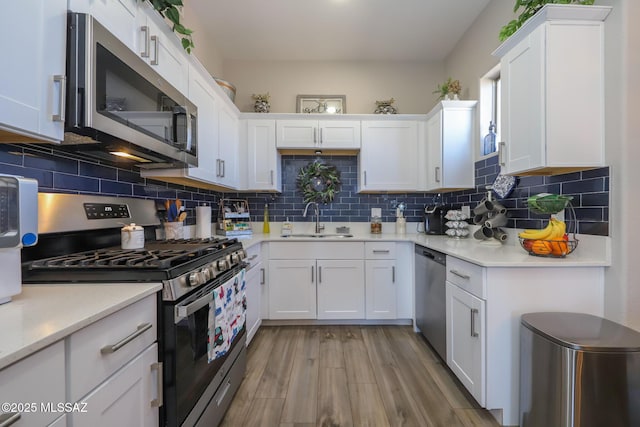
[
  {"left": 0, "top": 175, "right": 38, "bottom": 304},
  {"left": 423, "top": 204, "right": 451, "bottom": 235}
]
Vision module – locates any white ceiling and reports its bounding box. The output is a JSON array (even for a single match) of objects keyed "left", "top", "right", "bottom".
[{"left": 187, "top": 0, "right": 492, "bottom": 62}]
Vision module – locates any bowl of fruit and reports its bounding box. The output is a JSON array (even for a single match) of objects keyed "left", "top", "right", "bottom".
[{"left": 518, "top": 218, "right": 578, "bottom": 257}]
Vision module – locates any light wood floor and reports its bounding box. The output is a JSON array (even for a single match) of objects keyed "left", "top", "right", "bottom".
[{"left": 220, "top": 325, "right": 500, "bottom": 427}]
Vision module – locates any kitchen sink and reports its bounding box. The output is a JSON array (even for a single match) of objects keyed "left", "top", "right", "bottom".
[{"left": 281, "top": 233, "right": 354, "bottom": 238}]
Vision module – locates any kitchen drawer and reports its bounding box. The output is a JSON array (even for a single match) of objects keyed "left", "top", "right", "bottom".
[
  {"left": 446, "top": 256, "right": 486, "bottom": 299},
  {"left": 269, "top": 242, "right": 364, "bottom": 260},
  {"left": 0, "top": 341, "right": 65, "bottom": 427},
  {"left": 68, "top": 294, "right": 157, "bottom": 402},
  {"left": 365, "top": 242, "right": 396, "bottom": 259},
  {"left": 244, "top": 243, "right": 262, "bottom": 269}
]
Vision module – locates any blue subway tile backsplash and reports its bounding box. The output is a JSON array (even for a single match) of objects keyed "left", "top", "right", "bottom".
[{"left": 0, "top": 145, "right": 609, "bottom": 236}]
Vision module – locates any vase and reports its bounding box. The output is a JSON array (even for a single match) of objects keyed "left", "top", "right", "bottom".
[
  {"left": 453, "top": 94, "right": 460, "bottom": 100},
  {"left": 254, "top": 100, "right": 270, "bottom": 113}
]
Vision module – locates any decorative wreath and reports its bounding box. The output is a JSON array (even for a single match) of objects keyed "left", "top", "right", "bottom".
[{"left": 297, "top": 161, "right": 341, "bottom": 204}]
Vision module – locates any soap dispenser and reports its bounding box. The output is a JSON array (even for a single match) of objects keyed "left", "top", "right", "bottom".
[{"left": 263, "top": 204, "right": 270, "bottom": 234}]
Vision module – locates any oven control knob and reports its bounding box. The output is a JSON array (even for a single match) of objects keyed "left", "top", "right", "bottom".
[
  {"left": 189, "top": 271, "right": 202, "bottom": 287},
  {"left": 201, "top": 268, "right": 211, "bottom": 282},
  {"left": 216, "top": 259, "right": 229, "bottom": 271},
  {"left": 207, "top": 265, "right": 218, "bottom": 278}
]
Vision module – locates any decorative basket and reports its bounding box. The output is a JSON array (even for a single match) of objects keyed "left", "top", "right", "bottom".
[{"left": 519, "top": 237, "right": 578, "bottom": 257}]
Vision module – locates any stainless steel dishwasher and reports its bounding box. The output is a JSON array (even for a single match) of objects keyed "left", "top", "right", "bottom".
[{"left": 415, "top": 244, "right": 447, "bottom": 360}]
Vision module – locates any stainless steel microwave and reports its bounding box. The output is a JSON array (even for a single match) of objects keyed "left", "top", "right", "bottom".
[{"left": 62, "top": 12, "right": 197, "bottom": 168}]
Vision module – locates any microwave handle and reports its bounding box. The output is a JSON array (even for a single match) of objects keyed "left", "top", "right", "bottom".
[{"left": 185, "top": 105, "right": 193, "bottom": 153}]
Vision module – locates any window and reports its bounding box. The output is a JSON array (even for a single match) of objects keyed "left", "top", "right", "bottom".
[{"left": 479, "top": 65, "right": 501, "bottom": 157}]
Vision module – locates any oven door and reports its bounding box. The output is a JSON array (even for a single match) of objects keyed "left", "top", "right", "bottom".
[{"left": 162, "top": 268, "right": 245, "bottom": 427}]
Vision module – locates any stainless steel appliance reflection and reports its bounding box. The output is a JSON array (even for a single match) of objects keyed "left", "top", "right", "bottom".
[{"left": 22, "top": 193, "right": 247, "bottom": 426}]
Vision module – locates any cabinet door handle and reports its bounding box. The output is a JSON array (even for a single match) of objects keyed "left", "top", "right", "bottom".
[
  {"left": 373, "top": 249, "right": 390, "bottom": 254},
  {"left": 270, "top": 170, "right": 274, "bottom": 185},
  {"left": 150, "top": 35, "right": 159, "bottom": 65},
  {"left": 499, "top": 141, "right": 506, "bottom": 166},
  {"left": 311, "top": 266, "right": 314, "bottom": 283},
  {"left": 150, "top": 362, "right": 164, "bottom": 407},
  {"left": 100, "top": 323, "right": 152, "bottom": 354},
  {"left": 216, "top": 159, "right": 221, "bottom": 177},
  {"left": 260, "top": 268, "right": 265, "bottom": 285},
  {"left": 0, "top": 413, "right": 21, "bottom": 427},
  {"left": 392, "top": 266, "right": 395, "bottom": 283},
  {"left": 313, "top": 127, "right": 317, "bottom": 144},
  {"left": 140, "top": 25, "right": 150, "bottom": 57},
  {"left": 470, "top": 308, "right": 479, "bottom": 337},
  {"left": 318, "top": 266, "right": 322, "bottom": 283},
  {"left": 320, "top": 128, "right": 323, "bottom": 144},
  {"left": 364, "top": 171, "right": 367, "bottom": 186},
  {"left": 220, "top": 160, "right": 225, "bottom": 177},
  {"left": 52, "top": 75, "right": 66, "bottom": 122},
  {"left": 449, "top": 269, "right": 470, "bottom": 280},
  {"left": 435, "top": 166, "right": 441, "bottom": 183}
]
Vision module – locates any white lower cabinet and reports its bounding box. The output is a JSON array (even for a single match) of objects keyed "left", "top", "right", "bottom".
[
  {"left": 71, "top": 344, "right": 160, "bottom": 427},
  {"left": 267, "top": 242, "right": 366, "bottom": 320},
  {"left": 269, "top": 259, "right": 317, "bottom": 319},
  {"left": 446, "top": 281, "right": 486, "bottom": 406},
  {"left": 364, "top": 242, "right": 397, "bottom": 319},
  {"left": 317, "top": 260, "right": 365, "bottom": 319},
  {"left": 245, "top": 243, "right": 265, "bottom": 344},
  {"left": 69, "top": 294, "right": 160, "bottom": 426},
  {"left": 0, "top": 341, "right": 65, "bottom": 427}
]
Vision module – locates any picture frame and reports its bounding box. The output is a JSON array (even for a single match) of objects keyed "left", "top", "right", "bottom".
[{"left": 296, "top": 95, "right": 346, "bottom": 114}]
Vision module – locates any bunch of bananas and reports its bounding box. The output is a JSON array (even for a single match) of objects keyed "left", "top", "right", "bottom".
[{"left": 519, "top": 218, "right": 569, "bottom": 256}]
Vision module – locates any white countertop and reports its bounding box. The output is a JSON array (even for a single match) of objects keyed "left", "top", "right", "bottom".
[
  {"left": 233, "top": 223, "right": 610, "bottom": 267},
  {"left": 0, "top": 283, "right": 161, "bottom": 370}
]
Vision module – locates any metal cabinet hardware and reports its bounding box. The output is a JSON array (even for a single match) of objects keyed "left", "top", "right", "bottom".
[
  {"left": 150, "top": 35, "right": 158, "bottom": 65},
  {"left": 100, "top": 323, "right": 152, "bottom": 354},
  {"left": 0, "top": 413, "right": 21, "bottom": 427},
  {"left": 52, "top": 75, "right": 66, "bottom": 122},
  {"left": 449, "top": 269, "right": 471, "bottom": 280},
  {"left": 140, "top": 26, "right": 150, "bottom": 57},
  {"left": 471, "top": 308, "right": 479, "bottom": 337},
  {"left": 260, "top": 268, "right": 265, "bottom": 285},
  {"left": 151, "top": 362, "right": 164, "bottom": 407}
]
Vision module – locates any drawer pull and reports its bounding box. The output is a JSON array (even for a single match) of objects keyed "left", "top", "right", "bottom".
[
  {"left": 216, "top": 379, "right": 232, "bottom": 407},
  {"left": 151, "top": 362, "right": 164, "bottom": 408},
  {"left": 372, "top": 249, "right": 390, "bottom": 254},
  {"left": 449, "top": 269, "right": 471, "bottom": 280},
  {"left": 0, "top": 413, "right": 21, "bottom": 427},
  {"left": 247, "top": 254, "right": 259, "bottom": 262},
  {"left": 471, "top": 308, "right": 479, "bottom": 337},
  {"left": 260, "top": 268, "right": 265, "bottom": 285},
  {"left": 100, "top": 323, "right": 152, "bottom": 354}
]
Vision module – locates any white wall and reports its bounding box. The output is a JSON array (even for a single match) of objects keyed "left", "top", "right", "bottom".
[
  {"left": 182, "top": 6, "right": 225, "bottom": 77},
  {"left": 223, "top": 60, "right": 444, "bottom": 114},
  {"left": 444, "top": 1, "right": 516, "bottom": 101}
]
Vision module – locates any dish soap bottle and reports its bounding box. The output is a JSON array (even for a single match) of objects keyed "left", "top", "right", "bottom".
[
  {"left": 281, "top": 217, "right": 293, "bottom": 236},
  {"left": 263, "top": 204, "right": 270, "bottom": 234}
]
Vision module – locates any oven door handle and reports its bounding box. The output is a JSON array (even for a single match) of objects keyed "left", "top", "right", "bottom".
[{"left": 175, "top": 292, "right": 213, "bottom": 322}]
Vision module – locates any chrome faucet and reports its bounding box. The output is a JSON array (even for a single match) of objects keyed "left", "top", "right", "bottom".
[{"left": 303, "top": 201, "right": 324, "bottom": 233}]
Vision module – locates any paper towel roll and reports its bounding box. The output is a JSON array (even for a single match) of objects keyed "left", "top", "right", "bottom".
[{"left": 196, "top": 206, "right": 212, "bottom": 238}]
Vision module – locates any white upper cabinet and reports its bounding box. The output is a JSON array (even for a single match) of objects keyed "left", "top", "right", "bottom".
[
  {"left": 0, "top": 0, "right": 66, "bottom": 142},
  {"left": 276, "top": 120, "right": 360, "bottom": 149},
  {"left": 493, "top": 5, "right": 611, "bottom": 176},
  {"left": 359, "top": 121, "right": 419, "bottom": 192},
  {"left": 218, "top": 103, "right": 240, "bottom": 189},
  {"left": 246, "top": 120, "right": 281, "bottom": 191},
  {"left": 423, "top": 101, "right": 476, "bottom": 192},
  {"left": 136, "top": 1, "right": 188, "bottom": 94},
  {"left": 69, "top": 0, "right": 138, "bottom": 50}
]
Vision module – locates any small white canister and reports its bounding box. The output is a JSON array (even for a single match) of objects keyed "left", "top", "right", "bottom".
[{"left": 121, "top": 223, "right": 145, "bottom": 250}]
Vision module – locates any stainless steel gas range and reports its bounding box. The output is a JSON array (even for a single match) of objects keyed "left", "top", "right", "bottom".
[{"left": 21, "top": 193, "right": 247, "bottom": 427}]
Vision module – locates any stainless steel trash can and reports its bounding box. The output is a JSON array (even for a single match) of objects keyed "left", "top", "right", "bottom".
[{"left": 520, "top": 312, "right": 640, "bottom": 427}]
